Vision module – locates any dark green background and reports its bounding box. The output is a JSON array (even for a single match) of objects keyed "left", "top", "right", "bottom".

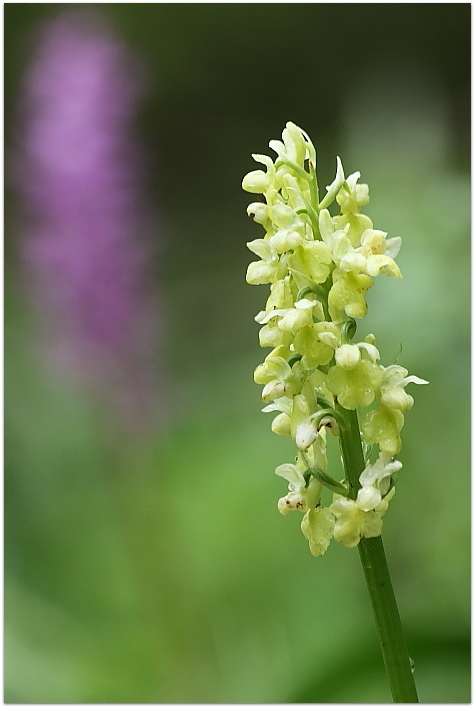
[{"left": 5, "top": 4, "right": 470, "bottom": 703}]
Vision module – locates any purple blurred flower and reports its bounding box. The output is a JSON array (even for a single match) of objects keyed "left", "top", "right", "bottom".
[{"left": 14, "top": 12, "right": 163, "bottom": 427}]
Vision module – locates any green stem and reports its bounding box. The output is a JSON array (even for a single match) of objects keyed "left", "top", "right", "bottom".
[
  {"left": 338, "top": 406, "right": 419, "bottom": 703},
  {"left": 358, "top": 537, "right": 418, "bottom": 703},
  {"left": 337, "top": 406, "right": 364, "bottom": 501}
]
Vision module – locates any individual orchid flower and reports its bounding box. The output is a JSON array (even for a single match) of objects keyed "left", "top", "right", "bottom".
[
  {"left": 269, "top": 229, "right": 304, "bottom": 254},
  {"left": 281, "top": 173, "right": 309, "bottom": 212},
  {"left": 258, "top": 315, "right": 292, "bottom": 349},
  {"left": 357, "top": 452, "right": 402, "bottom": 511},
  {"left": 327, "top": 358, "right": 383, "bottom": 410},
  {"left": 338, "top": 227, "right": 402, "bottom": 278},
  {"left": 320, "top": 207, "right": 400, "bottom": 286},
  {"left": 268, "top": 202, "right": 304, "bottom": 231},
  {"left": 334, "top": 341, "right": 380, "bottom": 370},
  {"left": 379, "top": 365, "right": 429, "bottom": 412},
  {"left": 289, "top": 240, "right": 333, "bottom": 285},
  {"left": 319, "top": 209, "right": 355, "bottom": 267},
  {"left": 255, "top": 297, "right": 321, "bottom": 334},
  {"left": 328, "top": 269, "right": 374, "bottom": 319},
  {"left": 269, "top": 121, "right": 314, "bottom": 168},
  {"left": 261, "top": 397, "right": 292, "bottom": 437},
  {"left": 245, "top": 238, "right": 287, "bottom": 285},
  {"left": 293, "top": 321, "right": 340, "bottom": 369},
  {"left": 334, "top": 172, "right": 374, "bottom": 246},
  {"left": 253, "top": 355, "right": 299, "bottom": 403},
  {"left": 360, "top": 228, "right": 402, "bottom": 260},
  {"left": 275, "top": 460, "right": 321, "bottom": 515},
  {"left": 336, "top": 171, "right": 370, "bottom": 213},
  {"left": 247, "top": 201, "right": 270, "bottom": 226},
  {"left": 329, "top": 488, "right": 395, "bottom": 548},
  {"left": 242, "top": 153, "right": 277, "bottom": 194},
  {"left": 362, "top": 405, "right": 405, "bottom": 455}
]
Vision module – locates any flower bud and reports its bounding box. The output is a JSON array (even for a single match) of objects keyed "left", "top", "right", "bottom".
[
  {"left": 242, "top": 170, "right": 269, "bottom": 194},
  {"left": 335, "top": 344, "right": 361, "bottom": 370}
]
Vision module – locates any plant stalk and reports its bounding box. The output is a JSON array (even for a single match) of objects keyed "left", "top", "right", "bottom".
[{"left": 337, "top": 406, "right": 419, "bottom": 703}]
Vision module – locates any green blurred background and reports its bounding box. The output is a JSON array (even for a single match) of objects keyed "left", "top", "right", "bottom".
[{"left": 5, "top": 4, "right": 470, "bottom": 703}]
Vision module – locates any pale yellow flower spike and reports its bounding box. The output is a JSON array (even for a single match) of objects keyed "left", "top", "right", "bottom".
[{"left": 243, "top": 122, "right": 427, "bottom": 557}]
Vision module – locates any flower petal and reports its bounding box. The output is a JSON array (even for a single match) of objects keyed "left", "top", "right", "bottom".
[{"left": 275, "top": 463, "right": 306, "bottom": 492}]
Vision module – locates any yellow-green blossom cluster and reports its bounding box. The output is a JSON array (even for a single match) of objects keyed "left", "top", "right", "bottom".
[{"left": 243, "top": 122, "right": 428, "bottom": 557}]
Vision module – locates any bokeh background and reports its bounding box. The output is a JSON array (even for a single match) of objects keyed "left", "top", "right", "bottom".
[{"left": 4, "top": 4, "right": 470, "bottom": 703}]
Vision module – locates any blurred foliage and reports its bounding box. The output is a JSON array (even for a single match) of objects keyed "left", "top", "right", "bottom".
[{"left": 5, "top": 3, "right": 470, "bottom": 703}]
